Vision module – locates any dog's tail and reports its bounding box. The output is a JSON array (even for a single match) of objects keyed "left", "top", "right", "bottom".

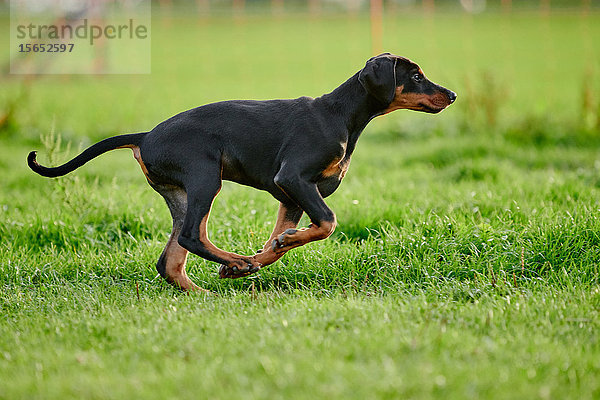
[{"left": 28, "top": 132, "right": 146, "bottom": 178}]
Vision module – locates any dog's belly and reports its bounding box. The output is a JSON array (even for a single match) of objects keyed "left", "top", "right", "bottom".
[
  {"left": 221, "top": 152, "right": 274, "bottom": 190},
  {"left": 223, "top": 173, "right": 293, "bottom": 204},
  {"left": 222, "top": 172, "right": 342, "bottom": 200}
]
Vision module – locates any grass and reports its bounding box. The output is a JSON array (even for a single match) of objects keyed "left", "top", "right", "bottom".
[
  {"left": 1, "top": 8, "right": 600, "bottom": 400},
  {"left": 1, "top": 286, "right": 598, "bottom": 399}
]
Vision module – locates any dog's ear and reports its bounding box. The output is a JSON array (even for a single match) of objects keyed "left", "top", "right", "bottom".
[{"left": 358, "top": 55, "right": 396, "bottom": 105}]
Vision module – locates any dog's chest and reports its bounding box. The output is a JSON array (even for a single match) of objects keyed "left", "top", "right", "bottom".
[
  {"left": 321, "top": 157, "right": 350, "bottom": 180},
  {"left": 317, "top": 157, "right": 350, "bottom": 197}
]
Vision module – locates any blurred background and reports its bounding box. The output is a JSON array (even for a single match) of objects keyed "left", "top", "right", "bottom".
[
  {"left": 1, "top": 0, "right": 600, "bottom": 247},
  {"left": 1, "top": 0, "right": 599, "bottom": 145}
]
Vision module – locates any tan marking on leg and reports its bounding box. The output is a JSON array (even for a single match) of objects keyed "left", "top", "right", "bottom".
[
  {"left": 265, "top": 203, "right": 300, "bottom": 248},
  {"left": 162, "top": 231, "right": 206, "bottom": 292},
  {"left": 118, "top": 145, "right": 154, "bottom": 184},
  {"left": 272, "top": 218, "right": 337, "bottom": 255},
  {"left": 197, "top": 214, "right": 262, "bottom": 276},
  {"left": 199, "top": 214, "right": 245, "bottom": 261},
  {"left": 254, "top": 203, "right": 301, "bottom": 266}
]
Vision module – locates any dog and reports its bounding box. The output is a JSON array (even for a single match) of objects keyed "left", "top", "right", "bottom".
[{"left": 28, "top": 53, "right": 456, "bottom": 292}]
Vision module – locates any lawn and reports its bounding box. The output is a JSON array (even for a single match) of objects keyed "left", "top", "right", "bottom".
[{"left": 1, "top": 7, "right": 599, "bottom": 400}]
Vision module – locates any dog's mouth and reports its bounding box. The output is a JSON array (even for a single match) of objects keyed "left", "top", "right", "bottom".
[
  {"left": 419, "top": 92, "right": 453, "bottom": 113},
  {"left": 384, "top": 87, "right": 456, "bottom": 115},
  {"left": 418, "top": 103, "right": 446, "bottom": 114}
]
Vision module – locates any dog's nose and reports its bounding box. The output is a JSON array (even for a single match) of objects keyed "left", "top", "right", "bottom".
[{"left": 447, "top": 90, "right": 457, "bottom": 104}]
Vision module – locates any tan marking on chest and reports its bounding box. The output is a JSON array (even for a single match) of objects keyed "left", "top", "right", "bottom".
[{"left": 322, "top": 157, "right": 350, "bottom": 178}]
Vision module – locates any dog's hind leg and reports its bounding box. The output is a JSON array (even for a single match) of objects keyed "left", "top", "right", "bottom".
[
  {"left": 176, "top": 167, "right": 262, "bottom": 279},
  {"left": 154, "top": 185, "right": 207, "bottom": 292}
]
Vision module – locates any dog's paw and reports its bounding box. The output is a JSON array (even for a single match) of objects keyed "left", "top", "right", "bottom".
[
  {"left": 218, "top": 258, "right": 261, "bottom": 279},
  {"left": 271, "top": 228, "right": 301, "bottom": 252}
]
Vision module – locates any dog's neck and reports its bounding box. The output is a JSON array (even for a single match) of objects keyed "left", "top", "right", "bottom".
[{"left": 317, "top": 72, "right": 387, "bottom": 155}]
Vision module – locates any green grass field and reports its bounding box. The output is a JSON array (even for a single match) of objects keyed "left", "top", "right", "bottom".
[{"left": 1, "top": 8, "right": 600, "bottom": 399}]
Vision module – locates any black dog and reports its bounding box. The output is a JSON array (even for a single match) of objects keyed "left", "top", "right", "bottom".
[{"left": 28, "top": 53, "right": 456, "bottom": 292}]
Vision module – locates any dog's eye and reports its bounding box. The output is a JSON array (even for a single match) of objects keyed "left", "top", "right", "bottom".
[{"left": 412, "top": 73, "right": 423, "bottom": 83}]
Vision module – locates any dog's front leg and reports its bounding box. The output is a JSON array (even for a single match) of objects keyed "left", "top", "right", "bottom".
[
  {"left": 218, "top": 202, "right": 302, "bottom": 279},
  {"left": 219, "top": 172, "right": 337, "bottom": 279},
  {"left": 268, "top": 171, "right": 337, "bottom": 252}
]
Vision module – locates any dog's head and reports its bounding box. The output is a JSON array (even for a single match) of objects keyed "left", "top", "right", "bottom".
[{"left": 358, "top": 53, "right": 456, "bottom": 114}]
